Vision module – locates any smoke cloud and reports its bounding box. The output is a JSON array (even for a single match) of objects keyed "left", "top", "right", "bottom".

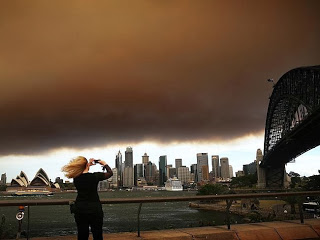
[{"left": 0, "top": 1, "right": 320, "bottom": 155}]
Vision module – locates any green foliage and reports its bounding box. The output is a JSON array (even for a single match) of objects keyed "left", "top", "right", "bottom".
[
  {"left": 230, "top": 174, "right": 257, "bottom": 188},
  {"left": 302, "top": 174, "right": 320, "bottom": 191},
  {"left": 197, "top": 184, "right": 228, "bottom": 196},
  {"left": 0, "top": 185, "right": 7, "bottom": 191},
  {"left": 246, "top": 211, "right": 263, "bottom": 222},
  {"left": 288, "top": 171, "right": 301, "bottom": 188}
]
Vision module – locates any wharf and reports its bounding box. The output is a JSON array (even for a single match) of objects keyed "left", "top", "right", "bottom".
[{"left": 24, "top": 219, "right": 320, "bottom": 240}]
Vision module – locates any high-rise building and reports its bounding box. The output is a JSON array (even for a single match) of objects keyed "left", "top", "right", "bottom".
[
  {"left": 178, "top": 166, "right": 190, "bottom": 184},
  {"left": 159, "top": 155, "right": 167, "bottom": 186},
  {"left": 229, "top": 165, "right": 234, "bottom": 178},
  {"left": 202, "top": 165, "right": 209, "bottom": 181},
  {"left": 220, "top": 157, "right": 230, "bottom": 180},
  {"left": 142, "top": 153, "right": 149, "bottom": 165},
  {"left": 196, "top": 153, "right": 209, "bottom": 182},
  {"left": 190, "top": 164, "right": 197, "bottom": 182},
  {"left": 134, "top": 164, "right": 144, "bottom": 186},
  {"left": 175, "top": 159, "right": 182, "bottom": 169},
  {"left": 1, "top": 173, "right": 7, "bottom": 185},
  {"left": 168, "top": 167, "right": 176, "bottom": 178},
  {"left": 125, "top": 147, "right": 133, "bottom": 168},
  {"left": 166, "top": 164, "right": 173, "bottom": 179},
  {"left": 145, "top": 161, "right": 157, "bottom": 185},
  {"left": 115, "top": 150, "right": 123, "bottom": 187},
  {"left": 211, "top": 155, "right": 220, "bottom": 178},
  {"left": 107, "top": 168, "right": 118, "bottom": 189},
  {"left": 123, "top": 166, "right": 134, "bottom": 188},
  {"left": 243, "top": 161, "right": 257, "bottom": 175}
]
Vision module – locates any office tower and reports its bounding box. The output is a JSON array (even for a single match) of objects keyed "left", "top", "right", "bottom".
[
  {"left": 142, "top": 153, "right": 149, "bottom": 165},
  {"left": 1, "top": 173, "right": 7, "bottom": 185},
  {"left": 134, "top": 164, "right": 144, "bottom": 186},
  {"left": 125, "top": 147, "right": 133, "bottom": 168},
  {"left": 98, "top": 179, "right": 110, "bottom": 191},
  {"left": 159, "top": 155, "right": 167, "bottom": 186},
  {"left": 197, "top": 153, "right": 209, "bottom": 182},
  {"left": 178, "top": 166, "right": 190, "bottom": 184},
  {"left": 145, "top": 161, "right": 157, "bottom": 185},
  {"left": 229, "top": 165, "right": 234, "bottom": 178},
  {"left": 123, "top": 166, "right": 134, "bottom": 188},
  {"left": 175, "top": 159, "right": 182, "bottom": 169},
  {"left": 243, "top": 161, "right": 257, "bottom": 175},
  {"left": 202, "top": 165, "right": 209, "bottom": 181},
  {"left": 115, "top": 150, "right": 123, "bottom": 187},
  {"left": 236, "top": 170, "right": 245, "bottom": 177},
  {"left": 220, "top": 157, "right": 230, "bottom": 180},
  {"left": 168, "top": 167, "right": 176, "bottom": 178},
  {"left": 190, "top": 164, "right": 197, "bottom": 182},
  {"left": 166, "top": 164, "right": 172, "bottom": 179},
  {"left": 107, "top": 168, "right": 118, "bottom": 189},
  {"left": 211, "top": 155, "right": 220, "bottom": 178}
]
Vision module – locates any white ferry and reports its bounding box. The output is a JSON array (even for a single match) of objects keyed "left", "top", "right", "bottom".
[{"left": 165, "top": 177, "right": 183, "bottom": 191}]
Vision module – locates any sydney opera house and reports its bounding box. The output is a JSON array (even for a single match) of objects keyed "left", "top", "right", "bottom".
[{"left": 7, "top": 168, "right": 60, "bottom": 195}]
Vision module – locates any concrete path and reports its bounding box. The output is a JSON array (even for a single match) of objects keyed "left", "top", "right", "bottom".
[{"left": 24, "top": 219, "right": 320, "bottom": 240}]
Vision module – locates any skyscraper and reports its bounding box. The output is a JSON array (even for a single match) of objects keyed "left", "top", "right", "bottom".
[
  {"left": 177, "top": 166, "right": 190, "bottom": 184},
  {"left": 190, "top": 164, "right": 197, "bottom": 182},
  {"left": 229, "top": 165, "right": 234, "bottom": 178},
  {"left": 134, "top": 163, "right": 144, "bottom": 186},
  {"left": 175, "top": 159, "right": 182, "bottom": 169},
  {"left": 145, "top": 161, "right": 157, "bottom": 185},
  {"left": 196, "top": 153, "right": 209, "bottom": 182},
  {"left": 123, "top": 166, "right": 134, "bottom": 188},
  {"left": 211, "top": 155, "right": 220, "bottom": 178},
  {"left": 142, "top": 153, "right": 149, "bottom": 165},
  {"left": 159, "top": 155, "right": 167, "bottom": 186},
  {"left": 115, "top": 150, "right": 122, "bottom": 187},
  {"left": 220, "top": 157, "right": 230, "bottom": 180},
  {"left": 125, "top": 147, "right": 133, "bottom": 168}
]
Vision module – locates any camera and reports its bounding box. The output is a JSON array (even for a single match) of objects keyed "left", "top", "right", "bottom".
[{"left": 94, "top": 160, "right": 100, "bottom": 164}]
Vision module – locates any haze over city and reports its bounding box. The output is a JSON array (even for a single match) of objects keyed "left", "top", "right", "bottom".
[{"left": 1, "top": 1, "right": 320, "bottom": 181}]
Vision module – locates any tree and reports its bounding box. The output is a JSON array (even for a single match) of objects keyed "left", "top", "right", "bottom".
[
  {"left": 288, "top": 171, "right": 301, "bottom": 188},
  {"left": 230, "top": 174, "right": 257, "bottom": 188},
  {"left": 197, "top": 184, "right": 228, "bottom": 196},
  {"left": 302, "top": 174, "right": 320, "bottom": 191}
]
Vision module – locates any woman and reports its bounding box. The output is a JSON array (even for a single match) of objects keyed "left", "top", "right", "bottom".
[{"left": 62, "top": 156, "right": 113, "bottom": 240}]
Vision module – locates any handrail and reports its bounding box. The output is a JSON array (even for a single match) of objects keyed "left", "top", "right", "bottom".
[
  {"left": 1, "top": 190, "right": 319, "bottom": 238},
  {"left": 0, "top": 190, "right": 319, "bottom": 207}
]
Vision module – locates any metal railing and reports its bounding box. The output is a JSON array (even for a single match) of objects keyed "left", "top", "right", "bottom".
[{"left": 1, "top": 191, "right": 320, "bottom": 239}]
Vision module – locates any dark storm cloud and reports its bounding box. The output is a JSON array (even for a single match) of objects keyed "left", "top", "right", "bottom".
[{"left": 0, "top": 1, "right": 320, "bottom": 155}]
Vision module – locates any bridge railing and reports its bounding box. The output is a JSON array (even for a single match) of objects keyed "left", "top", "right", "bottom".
[{"left": 1, "top": 191, "right": 320, "bottom": 239}]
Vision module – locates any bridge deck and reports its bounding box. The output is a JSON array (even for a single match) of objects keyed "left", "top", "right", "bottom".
[{"left": 28, "top": 219, "right": 320, "bottom": 240}]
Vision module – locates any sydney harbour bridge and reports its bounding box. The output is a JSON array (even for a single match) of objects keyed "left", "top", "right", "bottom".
[{"left": 260, "top": 65, "right": 320, "bottom": 188}]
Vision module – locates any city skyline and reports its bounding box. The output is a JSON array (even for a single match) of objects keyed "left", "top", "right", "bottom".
[
  {"left": 0, "top": 2, "right": 320, "bottom": 183},
  {"left": 1, "top": 137, "right": 319, "bottom": 183}
]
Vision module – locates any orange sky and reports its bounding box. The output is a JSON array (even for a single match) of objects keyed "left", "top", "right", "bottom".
[{"left": 0, "top": 1, "right": 320, "bottom": 156}]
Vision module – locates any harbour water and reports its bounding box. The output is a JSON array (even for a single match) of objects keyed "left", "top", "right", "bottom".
[{"left": 0, "top": 191, "right": 243, "bottom": 238}]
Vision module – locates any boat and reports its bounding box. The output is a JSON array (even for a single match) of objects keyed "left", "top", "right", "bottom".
[{"left": 165, "top": 177, "right": 183, "bottom": 191}]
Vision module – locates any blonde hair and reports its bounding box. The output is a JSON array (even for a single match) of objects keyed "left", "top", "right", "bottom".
[{"left": 61, "top": 156, "right": 88, "bottom": 179}]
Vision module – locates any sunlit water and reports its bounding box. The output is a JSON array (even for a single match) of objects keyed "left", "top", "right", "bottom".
[{"left": 0, "top": 191, "right": 243, "bottom": 238}]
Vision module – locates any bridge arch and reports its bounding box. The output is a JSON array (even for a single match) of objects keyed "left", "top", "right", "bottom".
[{"left": 261, "top": 65, "right": 320, "bottom": 187}]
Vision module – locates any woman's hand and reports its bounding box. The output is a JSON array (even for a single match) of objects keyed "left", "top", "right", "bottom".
[
  {"left": 88, "top": 158, "right": 96, "bottom": 166},
  {"left": 98, "top": 160, "right": 107, "bottom": 166}
]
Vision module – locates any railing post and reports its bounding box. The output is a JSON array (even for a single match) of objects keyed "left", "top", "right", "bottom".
[
  {"left": 226, "top": 199, "right": 233, "bottom": 230},
  {"left": 137, "top": 203, "right": 143, "bottom": 237},
  {"left": 297, "top": 197, "right": 304, "bottom": 224},
  {"left": 27, "top": 205, "right": 30, "bottom": 240}
]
